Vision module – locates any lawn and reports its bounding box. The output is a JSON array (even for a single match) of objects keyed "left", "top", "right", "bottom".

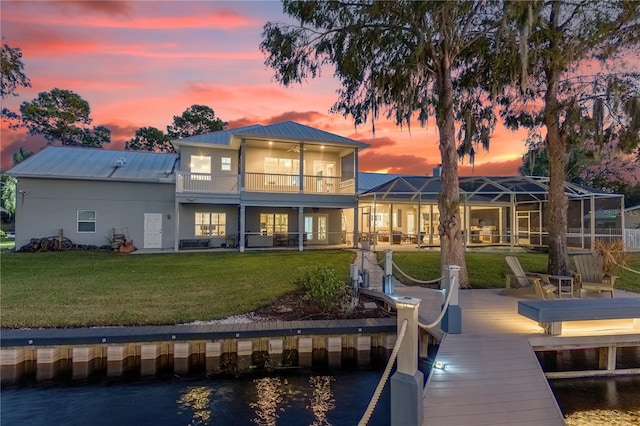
[
  {"left": 2, "top": 249, "right": 638, "bottom": 328},
  {"left": 0, "top": 250, "right": 354, "bottom": 328},
  {"left": 389, "top": 251, "right": 640, "bottom": 293}
]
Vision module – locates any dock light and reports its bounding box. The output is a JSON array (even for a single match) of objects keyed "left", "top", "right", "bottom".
[{"left": 434, "top": 361, "right": 446, "bottom": 370}]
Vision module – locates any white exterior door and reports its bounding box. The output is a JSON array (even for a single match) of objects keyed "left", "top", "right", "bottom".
[
  {"left": 305, "top": 214, "right": 328, "bottom": 244},
  {"left": 144, "top": 213, "right": 163, "bottom": 249}
]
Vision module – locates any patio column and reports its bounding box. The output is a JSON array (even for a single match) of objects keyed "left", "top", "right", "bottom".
[
  {"left": 510, "top": 193, "right": 515, "bottom": 251},
  {"left": 173, "top": 200, "right": 180, "bottom": 252},
  {"left": 240, "top": 140, "right": 246, "bottom": 192},
  {"left": 620, "top": 195, "right": 626, "bottom": 251},
  {"left": 590, "top": 195, "right": 596, "bottom": 250},
  {"left": 353, "top": 206, "right": 358, "bottom": 249},
  {"left": 298, "top": 206, "right": 304, "bottom": 251},
  {"left": 299, "top": 143, "right": 304, "bottom": 194},
  {"left": 239, "top": 205, "right": 246, "bottom": 253}
]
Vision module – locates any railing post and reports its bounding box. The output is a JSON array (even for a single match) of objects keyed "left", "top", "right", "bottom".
[
  {"left": 391, "top": 296, "right": 423, "bottom": 426},
  {"left": 442, "top": 264, "right": 462, "bottom": 334},
  {"left": 383, "top": 249, "right": 395, "bottom": 294}
]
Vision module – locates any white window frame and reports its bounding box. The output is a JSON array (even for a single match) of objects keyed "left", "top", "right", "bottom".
[
  {"left": 195, "top": 212, "right": 226, "bottom": 237},
  {"left": 77, "top": 210, "right": 96, "bottom": 233},
  {"left": 221, "top": 157, "right": 231, "bottom": 171},
  {"left": 259, "top": 213, "right": 288, "bottom": 236}
]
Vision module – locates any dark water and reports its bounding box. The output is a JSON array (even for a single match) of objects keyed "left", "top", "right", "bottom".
[
  {"left": 550, "top": 376, "right": 640, "bottom": 425},
  {"left": 1, "top": 369, "right": 392, "bottom": 426},
  {"left": 542, "top": 346, "right": 640, "bottom": 425},
  {"left": 3, "top": 354, "right": 639, "bottom": 425}
]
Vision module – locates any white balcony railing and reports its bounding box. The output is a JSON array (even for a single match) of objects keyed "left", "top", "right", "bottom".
[
  {"left": 176, "top": 172, "right": 239, "bottom": 193},
  {"left": 246, "top": 173, "right": 355, "bottom": 195},
  {"left": 177, "top": 171, "right": 355, "bottom": 195}
]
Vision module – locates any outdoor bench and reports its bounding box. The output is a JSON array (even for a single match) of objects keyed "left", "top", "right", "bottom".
[
  {"left": 517, "top": 298, "right": 640, "bottom": 336},
  {"left": 179, "top": 239, "right": 210, "bottom": 249}
]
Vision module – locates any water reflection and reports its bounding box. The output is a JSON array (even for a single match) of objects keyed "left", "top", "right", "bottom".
[
  {"left": 308, "top": 376, "right": 335, "bottom": 426},
  {"left": 250, "top": 377, "right": 284, "bottom": 425},
  {"left": 550, "top": 376, "right": 640, "bottom": 426},
  {"left": 177, "top": 386, "right": 212, "bottom": 425}
]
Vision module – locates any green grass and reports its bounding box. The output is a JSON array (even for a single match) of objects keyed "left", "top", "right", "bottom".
[
  {"left": 0, "top": 250, "right": 354, "bottom": 328},
  {"left": 0, "top": 239, "right": 15, "bottom": 252},
  {"left": 389, "top": 251, "right": 640, "bottom": 292},
  {"left": 2, "top": 249, "right": 638, "bottom": 329}
]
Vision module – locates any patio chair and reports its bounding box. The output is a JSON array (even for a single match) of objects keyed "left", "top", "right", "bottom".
[
  {"left": 572, "top": 254, "right": 616, "bottom": 298},
  {"left": 505, "top": 256, "right": 549, "bottom": 289},
  {"left": 532, "top": 279, "right": 557, "bottom": 300}
]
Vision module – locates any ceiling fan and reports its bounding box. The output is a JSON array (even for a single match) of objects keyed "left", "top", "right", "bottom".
[{"left": 287, "top": 146, "right": 301, "bottom": 153}]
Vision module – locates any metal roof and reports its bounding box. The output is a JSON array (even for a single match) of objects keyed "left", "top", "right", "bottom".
[
  {"left": 174, "top": 124, "right": 262, "bottom": 146},
  {"left": 357, "top": 172, "right": 402, "bottom": 193},
  {"left": 172, "top": 121, "right": 369, "bottom": 149},
  {"left": 7, "top": 147, "right": 178, "bottom": 182},
  {"left": 360, "top": 175, "right": 623, "bottom": 203}
]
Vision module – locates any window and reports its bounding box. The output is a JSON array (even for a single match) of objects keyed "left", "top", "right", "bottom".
[
  {"left": 259, "top": 213, "right": 288, "bottom": 236},
  {"left": 195, "top": 212, "right": 226, "bottom": 236},
  {"left": 264, "top": 157, "right": 300, "bottom": 186},
  {"left": 191, "top": 155, "right": 211, "bottom": 174},
  {"left": 221, "top": 157, "right": 231, "bottom": 171},
  {"left": 77, "top": 210, "right": 96, "bottom": 233}
]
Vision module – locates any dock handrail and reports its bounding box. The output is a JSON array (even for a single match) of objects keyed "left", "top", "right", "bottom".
[{"left": 358, "top": 318, "right": 409, "bottom": 426}]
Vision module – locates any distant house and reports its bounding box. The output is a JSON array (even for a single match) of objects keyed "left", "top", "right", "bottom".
[
  {"left": 624, "top": 205, "right": 640, "bottom": 252},
  {"left": 8, "top": 121, "right": 368, "bottom": 251}
]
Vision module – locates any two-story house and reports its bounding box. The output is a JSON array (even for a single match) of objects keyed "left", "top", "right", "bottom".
[{"left": 8, "top": 121, "right": 369, "bottom": 252}]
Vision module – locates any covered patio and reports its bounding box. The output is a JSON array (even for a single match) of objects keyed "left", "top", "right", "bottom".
[{"left": 357, "top": 175, "right": 625, "bottom": 251}]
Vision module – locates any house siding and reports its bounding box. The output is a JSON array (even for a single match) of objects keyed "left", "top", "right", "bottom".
[{"left": 14, "top": 178, "right": 175, "bottom": 250}]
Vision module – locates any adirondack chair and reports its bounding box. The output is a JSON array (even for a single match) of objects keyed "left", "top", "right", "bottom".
[
  {"left": 532, "top": 279, "right": 557, "bottom": 300},
  {"left": 505, "top": 256, "right": 548, "bottom": 289},
  {"left": 572, "top": 254, "right": 617, "bottom": 298}
]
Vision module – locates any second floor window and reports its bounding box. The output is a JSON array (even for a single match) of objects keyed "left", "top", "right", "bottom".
[
  {"left": 221, "top": 157, "right": 231, "bottom": 171},
  {"left": 191, "top": 155, "right": 211, "bottom": 175}
]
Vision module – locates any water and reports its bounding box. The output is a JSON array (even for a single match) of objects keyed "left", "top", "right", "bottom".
[
  {"left": 550, "top": 376, "right": 640, "bottom": 426},
  {"left": 1, "top": 369, "right": 392, "bottom": 426},
  {"left": 542, "top": 346, "right": 640, "bottom": 425}
]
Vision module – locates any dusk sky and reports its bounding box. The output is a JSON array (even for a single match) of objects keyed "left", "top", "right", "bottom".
[{"left": 1, "top": 0, "right": 528, "bottom": 174}]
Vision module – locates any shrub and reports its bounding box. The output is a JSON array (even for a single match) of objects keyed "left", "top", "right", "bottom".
[
  {"left": 293, "top": 265, "right": 351, "bottom": 312},
  {"left": 594, "top": 239, "right": 631, "bottom": 274}
]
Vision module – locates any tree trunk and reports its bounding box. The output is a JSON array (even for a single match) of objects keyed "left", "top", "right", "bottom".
[
  {"left": 544, "top": 1, "right": 569, "bottom": 276},
  {"left": 436, "top": 57, "right": 469, "bottom": 287}
]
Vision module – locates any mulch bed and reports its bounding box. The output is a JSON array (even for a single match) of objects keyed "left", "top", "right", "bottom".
[{"left": 253, "top": 291, "right": 395, "bottom": 321}]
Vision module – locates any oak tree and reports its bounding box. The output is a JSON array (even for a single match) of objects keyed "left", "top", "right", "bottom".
[
  {"left": 125, "top": 127, "right": 174, "bottom": 153},
  {"left": 167, "top": 104, "right": 227, "bottom": 138},
  {"left": 262, "top": 1, "right": 510, "bottom": 286},
  {"left": 19, "top": 88, "right": 111, "bottom": 147},
  {"left": 500, "top": 0, "right": 640, "bottom": 274}
]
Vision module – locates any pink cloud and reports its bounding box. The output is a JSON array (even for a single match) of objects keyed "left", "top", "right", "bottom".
[{"left": 5, "top": 5, "right": 257, "bottom": 30}]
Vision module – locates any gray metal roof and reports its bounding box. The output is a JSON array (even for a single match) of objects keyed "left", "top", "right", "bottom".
[
  {"left": 7, "top": 147, "right": 178, "bottom": 182},
  {"left": 173, "top": 121, "right": 369, "bottom": 149},
  {"left": 175, "top": 124, "right": 262, "bottom": 146},
  {"left": 357, "top": 172, "right": 402, "bottom": 193},
  {"left": 360, "top": 175, "right": 624, "bottom": 203}
]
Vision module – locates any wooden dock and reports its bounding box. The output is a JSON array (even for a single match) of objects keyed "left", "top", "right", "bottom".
[{"left": 395, "top": 286, "right": 640, "bottom": 426}]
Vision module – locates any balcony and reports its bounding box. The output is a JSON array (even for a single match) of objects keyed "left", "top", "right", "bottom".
[
  {"left": 177, "top": 172, "right": 355, "bottom": 195},
  {"left": 245, "top": 173, "right": 355, "bottom": 194},
  {"left": 176, "top": 172, "right": 239, "bottom": 193}
]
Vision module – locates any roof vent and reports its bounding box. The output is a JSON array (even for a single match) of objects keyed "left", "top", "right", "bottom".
[{"left": 114, "top": 158, "right": 127, "bottom": 168}]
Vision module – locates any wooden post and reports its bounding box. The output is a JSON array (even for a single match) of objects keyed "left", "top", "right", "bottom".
[{"left": 391, "top": 296, "right": 423, "bottom": 426}]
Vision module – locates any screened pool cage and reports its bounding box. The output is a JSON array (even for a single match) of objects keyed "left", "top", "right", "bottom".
[{"left": 354, "top": 176, "right": 625, "bottom": 251}]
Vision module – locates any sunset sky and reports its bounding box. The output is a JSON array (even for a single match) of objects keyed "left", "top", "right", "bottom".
[{"left": 1, "top": 0, "right": 529, "bottom": 175}]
